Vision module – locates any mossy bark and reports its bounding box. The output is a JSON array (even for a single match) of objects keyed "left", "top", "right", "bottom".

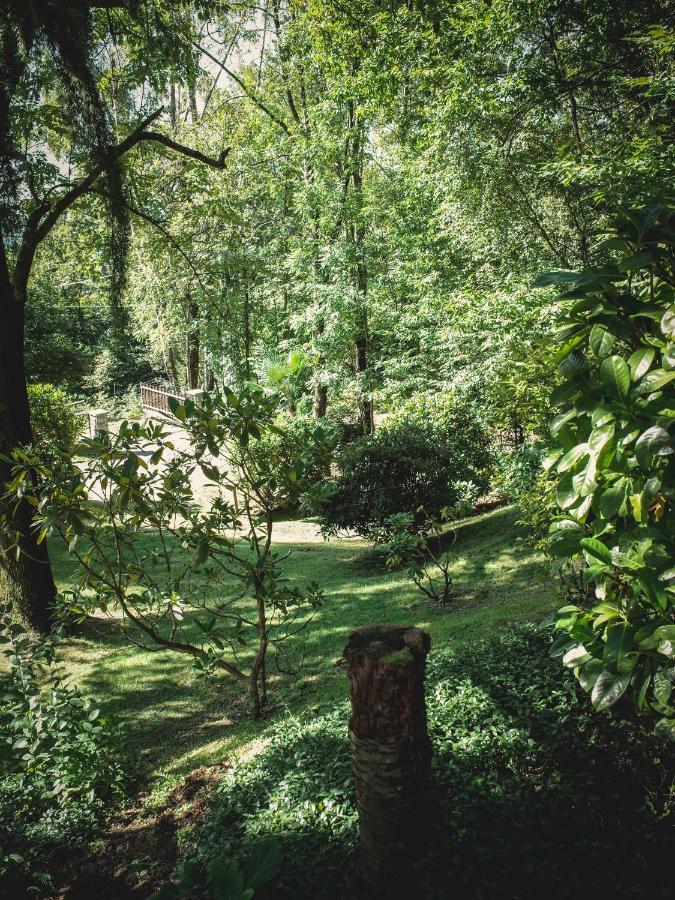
[{"left": 344, "top": 624, "right": 432, "bottom": 896}]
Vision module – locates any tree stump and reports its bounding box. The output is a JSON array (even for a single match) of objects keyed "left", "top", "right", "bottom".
[{"left": 344, "top": 624, "right": 432, "bottom": 896}]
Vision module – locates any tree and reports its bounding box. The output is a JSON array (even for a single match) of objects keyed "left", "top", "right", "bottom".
[
  {"left": 0, "top": 1, "right": 227, "bottom": 631},
  {"left": 541, "top": 203, "right": 674, "bottom": 735},
  {"left": 3, "top": 388, "right": 326, "bottom": 718}
]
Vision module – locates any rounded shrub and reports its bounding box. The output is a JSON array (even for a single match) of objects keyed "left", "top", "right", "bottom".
[
  {"left": 322, "top": 394, "right": 491, "bottom": 535},
  {"left": 27, "top": 383, "right": 83, "bottom": 453},
  {"left": 246, "top": 414, "right": 340, "bottom": 510}
]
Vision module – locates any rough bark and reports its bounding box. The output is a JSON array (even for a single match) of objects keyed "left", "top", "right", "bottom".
[
  {"left": 344, "top": 624, "right": 432, "bottom": 896},
  {"left": 313, "top": 382, "right": 327, "bottom": 418},
  {"left": 0, "top": 267, "right": 56, "bottom": 632},
  {"left": 185, "top": 294, "right": 200, "bottom": 390}
]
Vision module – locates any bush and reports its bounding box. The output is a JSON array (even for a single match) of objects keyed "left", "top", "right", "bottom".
[
  {"left": 321, "top": 394, "right": 491, "bottom": 536},
  {"left": 493, "top": 439, "right": 546, "bottom": 502},
  {"left": 246, "top": 414, "right": 339, "bottom": 510},
  {"left": 536, "top": 204, "right": 675, "bottom": 732},
  {"left": 27, "top": 383, "right": 83, "bottom": 452},
  {"left": 0, "top": 606, "right": 127, "bottom": 893},
  {"left": 180, "top": 625, "right": 672, "bottom": 899}
]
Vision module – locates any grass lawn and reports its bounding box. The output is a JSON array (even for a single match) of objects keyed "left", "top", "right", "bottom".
[{"left": 49, "top": 505, "right": 559, "bottom": 797}]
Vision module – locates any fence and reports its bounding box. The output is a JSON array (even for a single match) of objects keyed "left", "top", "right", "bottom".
[{"left": 140, "top": 379, "right": 186, "bottom": 417}]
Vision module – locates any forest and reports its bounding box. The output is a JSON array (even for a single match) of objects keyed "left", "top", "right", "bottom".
[{"left": 0, "top": 1, "right": 673, "bottom": 897}]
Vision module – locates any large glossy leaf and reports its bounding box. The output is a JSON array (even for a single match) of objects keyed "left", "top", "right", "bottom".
[
  {"left": 599, "top": 356, "right": 630, "bottom": 398},
  {"left": 637, "top": 369, "right": 675, "bottom": 393},
  {"left": 661, "top": 306, "right": 675, "bottom": 340},
  {"left": 591, "top": 670, "right": 630, "bottom": 710},
  {"left": 634, "top": 425, "right": 673, "bottom": 468},
  {"left": 599, "top": 480, "right": 627, "bottom": 518},
  {"left": 580, "top": 537, "right": 613, "bottom": 565},
  {"left": 628, "top": 347, "right": 655, "bottom": 380},
  {"left": 589, "top": 324, "right": 615, "bottom": 357},
  {"left": 557, "top": 443, "right": 589, "bottom": 473}
]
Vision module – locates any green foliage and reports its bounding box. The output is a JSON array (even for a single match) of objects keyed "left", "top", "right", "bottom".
[
  {"left": 27, "top": 383, "right": 83, "bottom": 453},
  {"left": 539, "top": 204, "right": 675, "bottom": 730},
  {"left": 182, "top": 625, "right": 673, "bottom": 899},
  {"left": 244, "top": 413, "right": 339, "bottom": 511},
  {"left": 0, "top": 606, "right": 126, "bottom": 893},
  {"left": 322, "top": 395, "right": 491, "bottom": 536},
  {"left": 152, "top": 838, "right": 281, "bottom": 900},
  {"left": 493, "top": 440, "right": 547, "bottom": 502},
  {"left": 4, "top": 386, "right": 324, "bottom": 718},
  {"left": 373, "top": 497, "right": 480, "bottom": 606}
]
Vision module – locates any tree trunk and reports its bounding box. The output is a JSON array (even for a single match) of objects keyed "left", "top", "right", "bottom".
[
  {"left": 344, "top": 624, "right": 432, "bottom": 897},
  {"left": 0, "top": 280, "right": 56, "bottom": 633},
  {"left": 313, "top": 382, "right": 327, "bottom": 418},
  {"left": 185, "top": 294, "right": 200, "bottom": 390},
  {"left": 166, "top": 343, "right": 179, "bottom": 387}
]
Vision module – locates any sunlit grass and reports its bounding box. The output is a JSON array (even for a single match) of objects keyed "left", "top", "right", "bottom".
[{"left": 48, "top": 505, "right": 559, "bottom": 795}]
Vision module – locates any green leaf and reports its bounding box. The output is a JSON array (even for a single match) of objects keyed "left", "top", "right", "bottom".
[
  {"left": 654, "top": 717, "right": 675, "bottom": 741},
  {"left": 589, "top": 324, "right": 615, "bottom": 357},
  {"left": 557, "top": 443, "right": 589, "bottom": 473},
  {"left": 599, "top": 480, "right": 627, "bottom": 519},
  {"left": 168, "top": 397, "right": 186, "bottom": 422},
  {"left": 634, "top": 425, "right": 672, "bottom": 468},
  {"left": 242, "top": 839, "right": 281, "bottom": 889},
  {"left": 578, "top": 658, "right": 604, "bottom": 692},
  {"left": 555, "top": 472, "right": 579, "bottom": 510},
  {"left": 654, "top": 671, "right": 672, "bottom": 706},
  {"left": 207, "top": 859, "right": 245, "bottom": 900},
  {"left": 599, "top": 356, "right": 630, "bottom": 398},
  {"left": 591, "top": 670, "right": 631, "bottom": 711},
  {"left": 628, "top": 347, "right": 655, "bottom": 380},
  {"left": 580, "top": 537, "right": 613, "bottom": 565},
  {"left": 637, "top": 369, "right": 675, "bottom": 393},
  {"left": 661, "top": 306, "right": 675, "bottom": 340}
]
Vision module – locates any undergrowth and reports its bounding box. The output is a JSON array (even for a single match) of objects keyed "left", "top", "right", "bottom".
[{"left": 180, "top": 625, "right": 673, "bottom": 899}]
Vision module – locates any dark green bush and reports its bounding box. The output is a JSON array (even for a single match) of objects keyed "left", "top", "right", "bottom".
[
  {"left": 321, "top": 395, "right": 491, "bottom": 536},
  {"left": 182, "top": 625, "right": 673, "bottom": 899},
  {"left": 27, "top": 383, "right": 84, "bottom": 453},
  {"left": 493, "top": 439, "right": 546, "bottom": 501},
  {"left": 0, "top": 607, "right": 127, "bottom": 894}
]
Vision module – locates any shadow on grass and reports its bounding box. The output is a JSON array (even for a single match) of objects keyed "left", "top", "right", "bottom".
[
  {"left": 52, "top": 506, "right": 558, "bottom": 778},
  {"left": 194, "top": 627, "right": 673, "bottom": 900}
]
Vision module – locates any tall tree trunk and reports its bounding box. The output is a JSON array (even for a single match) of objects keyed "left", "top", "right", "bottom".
[
  {"left": 346, "top": 109, "right": 373, "bottom": 435},
  {"left": 169, "top": 83, "right": 177, "bottom": 134},
  {"left": 185, "top": 294, "right": 200, "bottom": 390},
  {"left": 313, "top": 381, "right": 327, "bottom": 418},
  {"left": 0, "top": 267, "right": 56, "bottom": 632}
]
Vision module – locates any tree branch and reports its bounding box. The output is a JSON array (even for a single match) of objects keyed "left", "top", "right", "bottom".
[
  {"left": 194, "top": 41, "right": 290, "bottom": 135},
  {"left": 11, "top": 107, "right": 229, "bottom": 297}
]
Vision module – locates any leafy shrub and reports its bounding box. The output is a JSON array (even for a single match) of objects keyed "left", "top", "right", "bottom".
[
  {"left": 493, "top": 439, "right": 546, "bottom": 501},
  {"left": 180, "top": 625, "right": 672, "bottom": 899},
  {"left": 0, "top": 606, "right": 127, "bottom": 893},
  {"left": 321, "top": 394, "right": 491, "bottom": 536},
  {"left": 536, "top": 204, "right": 675, "bottom": 733},
  {"left": 246, "top": 414, "right": 339, "bottom": 510},
  {"left": 27, "top": 383, "right": 83, "bottom": 452}
]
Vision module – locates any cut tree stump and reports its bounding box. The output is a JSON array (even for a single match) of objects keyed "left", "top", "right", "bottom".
[{"left": 344, "top": 624, "right": 432, "bottom": 896}]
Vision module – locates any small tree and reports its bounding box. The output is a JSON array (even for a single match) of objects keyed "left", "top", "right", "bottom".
[
  {"left": 536, "top": 203, "right": 675, "bottom": 737},
  {"left": 3, "top": 386, "right": 326, "bottom": 718}
]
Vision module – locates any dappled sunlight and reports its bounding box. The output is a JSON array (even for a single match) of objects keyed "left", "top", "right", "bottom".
[{"left": 49, "top": 506, "right": 559, "bottom": 780}]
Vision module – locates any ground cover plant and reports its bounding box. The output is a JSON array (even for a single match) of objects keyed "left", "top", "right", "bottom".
[
  {"left": 0, "top": 606, "right": 126, "bottom": 896},
  {"left": 173, "top": 625, "right": 674, "bottom": 899}
]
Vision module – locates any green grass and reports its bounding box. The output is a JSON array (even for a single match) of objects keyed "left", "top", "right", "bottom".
[{"left": 48, "top": 505, "right": 558, "bottom": 794}]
